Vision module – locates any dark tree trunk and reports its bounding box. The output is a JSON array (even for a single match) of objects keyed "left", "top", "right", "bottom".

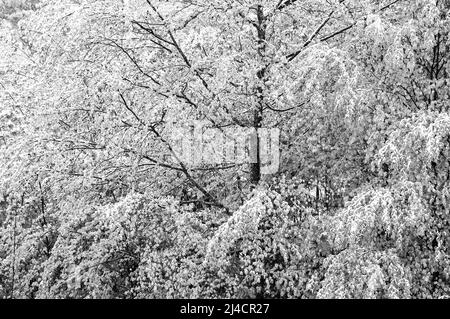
[{"left": 249, "top": 5, "right": 266, "bottom": 185}]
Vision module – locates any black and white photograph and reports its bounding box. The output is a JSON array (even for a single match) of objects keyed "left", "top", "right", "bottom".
[{"left": 1, "top": 0, "right": 450, "bottom": 307}]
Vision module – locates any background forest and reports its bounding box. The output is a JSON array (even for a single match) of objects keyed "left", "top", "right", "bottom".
[{"left": 1, "top": 0, "right": 450, "bottom": 299}]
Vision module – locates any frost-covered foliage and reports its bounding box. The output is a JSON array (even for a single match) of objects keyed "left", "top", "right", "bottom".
[
  {"left": 2, "top": 0, "right": 450, "bottom": 299},
  {"left": 318, "top": 248, "right": 411, "bottom": 299},
  {"left": 202, "top": 185, "right": 323, "bottom": 298},
  {"left": 0, "top": 184, "right": 325, "bottom": 299}
]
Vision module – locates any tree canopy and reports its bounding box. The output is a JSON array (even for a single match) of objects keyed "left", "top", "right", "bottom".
[{"left": 1, "top": 0, "right": 450, "bottom": 299}]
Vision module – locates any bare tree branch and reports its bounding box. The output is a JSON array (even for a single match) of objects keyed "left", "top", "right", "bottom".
[
  {"left": 108, "top": 39, "right": 161, "bottom": 85},
  {"left": 276, "top": 0, "right": 300, "bottom": 11},
  {"left": 287, "top": 10, "right": 335, "bottom": 62},
  {"left": 287, "top": 0, "right": 403, "bottom": 62},
  {"left": 119, "top": 91, "right": 230, "bottom": 214}
]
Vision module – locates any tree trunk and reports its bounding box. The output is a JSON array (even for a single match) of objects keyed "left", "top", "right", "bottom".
[
  {"left": 250, "top": 109, "right": 262, "bottom": 184},
  {"left": 249, "top": 5, "right": 266, "bottom": 185}
]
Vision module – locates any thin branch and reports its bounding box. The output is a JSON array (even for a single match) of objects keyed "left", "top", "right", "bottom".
[
  {"left": 320, "top": 0, "right": 403, "bottom": 42},
  {"left": 119, "top": 91, "right": 230, "bottom": 213},
  {"left": 276, "top": 0, "right": 300, "bottom": 11},
  {"left": 131, "top": 20, "right": 174, "bottom": 53},
  {"left": 118, "top": 91, "right": 145, "bottom": 125},
  {"left": 265, "top": 100, "right": 309, "bottom": 113},
  {"left": 287, "top": 0, "right": 404, "bottom": 62},
  {"left": 287, "top": 10, "right": 335, "bottom": 62},
  {"left": 108, "top": 39, "right": 161, "bottom": 86}
]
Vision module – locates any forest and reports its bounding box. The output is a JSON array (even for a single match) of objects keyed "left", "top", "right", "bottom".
[{"left": 0, "top": 0, "right": 450, "bottom": 299}]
